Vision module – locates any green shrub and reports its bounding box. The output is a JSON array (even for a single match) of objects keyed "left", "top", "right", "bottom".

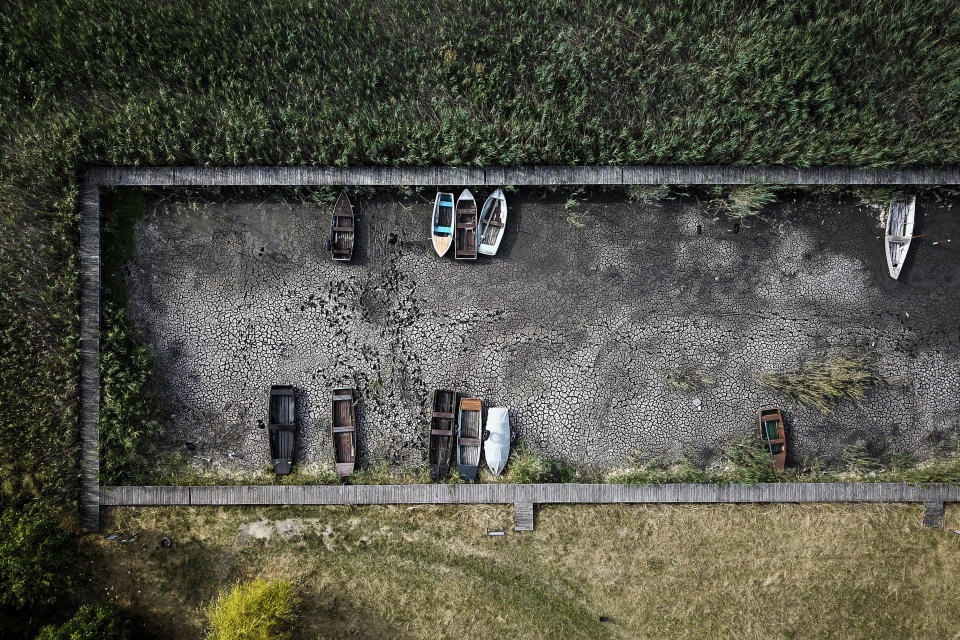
[
  {"left": 723, "top": 437, "right": 781, "bottom": 484},
  {"left": 35, "top": 605, "right": 132, "bottom": 640},
  {"left": 205, "top": 579, "right": 297, "bottom": 640},
  {"left": 759, "top": 353, "right": 887, "bottom": 415},
  {"left": 0, "top": 503, "right": 79, "bottom": 612},
  {"left": 710, "top": 185, "right": 779, "bottom": 224},
  {"left": 627, "top": 184, "right": 673, "bottom": 204},
  {"left": 504, "top": 442, "right": 578, "bottom": 483}
]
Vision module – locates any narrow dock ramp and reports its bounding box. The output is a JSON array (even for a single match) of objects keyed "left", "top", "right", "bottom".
[
  {"left": 514, "top": 502, "right": 534, "bottom": 531},
  {"left": 923, "top": 501, "right": 945, "bottom": 528}
]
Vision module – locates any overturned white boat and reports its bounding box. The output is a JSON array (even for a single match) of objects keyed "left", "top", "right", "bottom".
[
  {"left": 885, "top": 194, "right": 916, "bottom": 279},
  {"left": 478, "top": 188, "right": 507, "bottom": 256},
  {"left": 483, "top": 407, "right": 510, "bottom": 476}
]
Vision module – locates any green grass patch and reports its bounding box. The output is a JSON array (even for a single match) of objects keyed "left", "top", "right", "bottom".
[
  {"left": 759, "top": 353, "right": 888, "bottom": 415},
  {"left": 709, "top": 184, "right": 780, "bottom": 224},
  {"left": 89, "top": 503, "right": 960, "bottom": 639}
]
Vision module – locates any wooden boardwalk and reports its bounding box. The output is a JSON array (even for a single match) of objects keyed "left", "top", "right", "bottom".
[
  {"left": 87, "top": 165, "right": 960, "bottom": 187},
  {"left": 100, "top": 483, "right": 958, "bottom": 530},
  {"left": 80, "top": 178, "right": 101, "bottom": 532},
  {"left": 80, "top": 164, "right": 960, "bottom": 531}
]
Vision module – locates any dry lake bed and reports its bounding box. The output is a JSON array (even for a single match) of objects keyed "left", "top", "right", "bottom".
[{"left": 121, "top": 189, "right": 960, "bottom": 475}]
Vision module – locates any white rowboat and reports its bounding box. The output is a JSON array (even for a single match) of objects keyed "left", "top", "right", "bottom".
[
  {"left": 478, "top": 188, "right": 508, "bottom": 256},
  {"left": 484, "top": 407, "right": 510, "bottom": 476},
  {"left": 885, "top": 194, "right": 916, "bottom": 279}
]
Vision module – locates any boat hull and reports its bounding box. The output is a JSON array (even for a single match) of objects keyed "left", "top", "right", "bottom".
[
  {"left": 484, "top": 407, "right": 510, "bottom": 476},
  {"left": 432, "top": 192, "right": 455, "bottom": 257},
  {"left": 457, "top": 398, "right": 483, "bottom": 481},
  {"left": 478, "top": 188, "right": 507, "bottom": 256},
  {"left": 332, "top": 389, "right": 357, "bottom": 478},
  {"left": 454, "top": 189, "right": 478, "bottom": 260},
  {"left": 885, "top": 194, "right": 916, "bottom": 279},
  {"left": 268, "top": 385, "right": 296, "bottom": 475},
  {"left": 330, "top": 191, "right": 355, "bottom": 262},
  {"left": 429, "top": 389, "right": 457, "bottom": 480}
]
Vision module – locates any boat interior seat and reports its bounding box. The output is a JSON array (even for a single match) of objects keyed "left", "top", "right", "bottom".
[
  {"left": 332, "top": 394, "right": 353, "bottom": 401},
  {"left": 331, "top": 225, "right": 354, "bottom": 232},
  {"left": 332, "top": 426, "right": 355, "bottom": 433},
  {"left": 434, "top": 225, "right": 452, "bottom": 233}
]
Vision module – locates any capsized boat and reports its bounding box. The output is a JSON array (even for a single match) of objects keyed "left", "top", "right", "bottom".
[
  {"left": 483, "top": 407, "right": 510, "bottom": 476},
  {"left": 429, "top": 389, "right": 457, "bottom": 480},
  {"left": 457, "top": 398, "right": 483, "bottom": 481},
  {"left": 330, "top": 190, "right": 355, "bottom": 261},
  {"left": 478, "top": 188, "right": 507, "bottom": 256},
  {"left": 331, "top": 388, "right": 357, "bottom": 477},
  {"left": 454, "top": 189, "right": 478, "bottom": 260},
  {"left": 885, "top": 194, "right": 916, "bottom": 279},
  {"left": 432, "top": 192, "right": 455, "bottom": 257},
  {"left": 268, "top": 385, "right": 296, "bottom": 475},
  {"left": 757, "top": 406, "right": 786, "bottom": 471}
]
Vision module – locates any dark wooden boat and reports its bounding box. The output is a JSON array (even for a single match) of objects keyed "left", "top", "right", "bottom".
[
  {"left": 758, "top": 406, "right": 786, "bottom": 471},
  {"left": 268, "top": 385, "right": 296, "bottom": 475},
  {"left": 329, "top": 189, "right": 355, "bottom": 261},
  {"left": 429, "top": 389, "right": 457, "bottom": 480},
  {"left": 457, "top": 397, "right": 482, "bottom": 481},
  {"left": 332, "top": 388, "right": 357, "bottom": 477},
  {"left": 454, "top": 189, "right": 478, "bottom": 260}
]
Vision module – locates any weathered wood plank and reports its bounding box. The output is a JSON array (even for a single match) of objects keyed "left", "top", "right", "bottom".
[
  {"left": 923, "top": 501, "right": 945, "bottom": 528},
  {"left": 514, "top": 502, "right": 534, "bottom": 531},
  {"left": 80, "top": 179, "right": 101, "bottom": 532},
  {"left": 97, "top": 483, "right": 960, "bottom": 509},
  {"left": 87, "top": 165, "right": 960, "bottom": 188}
]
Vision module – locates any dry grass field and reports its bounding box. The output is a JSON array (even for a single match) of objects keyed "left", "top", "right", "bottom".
[{"left": 87, "top": 504, "right": 960, "bottom": 639}]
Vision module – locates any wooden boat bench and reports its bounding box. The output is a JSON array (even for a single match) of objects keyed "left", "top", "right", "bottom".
[
  {"left": 331, "top": 224, "right": 354, "bottom": 232},
  {"left": 434, "top": 225, "right": 452, "bottom": 234},
  {"left": 332, "top": 426, "right": 355, "bottom": 433},
  {"left": 432, "top": 411, "right": 454, "bottom": 419},
  {"left": 458, "top": 437, "right": 481, "bottom": 447},
  {"left": 332, "top": 394, "right": 354, "bottom": 402},
  {"left": 431, "top": 428, "right": 453, "bottom": 436},
  {"left": 456, "top": 221, "right": 477, "bottom": 228}
]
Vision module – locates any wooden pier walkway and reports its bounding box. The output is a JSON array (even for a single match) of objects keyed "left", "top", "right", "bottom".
[
  {"left": 80, "top": 165, "right": 960, "bottom": 531},
  {"left": 87, "top": 165, "right": 960, "bottom": 187},
  {"left": 100, "top": 483, "right": 958, "bottom": 531},
  {"left": 79, "top": 178, "right": 101, "bottom": 532}
]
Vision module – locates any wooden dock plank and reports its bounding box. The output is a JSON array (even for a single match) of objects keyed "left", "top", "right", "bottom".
[
  {"left": 97, "top": 483, "right": 959, "bottom": 509},
  {"left": 79, "top": 179, "right": 101, "bottom": 533},
  {"left": 514, "top": 502, "right": 534, "bottom": 531},
  {"left": 923, "top": 501, "right": 945, "bottom": 528},
  {"left": 85, "top": 165, "right": 960, "bottom": 188}
]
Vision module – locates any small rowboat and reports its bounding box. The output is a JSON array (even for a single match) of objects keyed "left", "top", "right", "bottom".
[
  {"left": 885, "top": 194, "right": 916, "bottom": 279},
  {"left": 457, "top": 398, "right": 483, "bottom": 481},
  {"left": 329, "top": 190, "right": 355, "bottom": 261},
  {"left": 484, "top": 407, "right": 510, "bottom": 476},
  {"left": 331, "top": 388, "right": 357, "bottom": 477},
  {"left": 454, "top": 189, "right": 478, "bottom": 260},
  {"left": 432, "top": 192, "right": 455, "bottom": 257},
  {"left": 758, "top": 406, "right": 786, "bottom": 471},
  {"left": 268, "top": 385, "right": 296, "bottom": 475},
  {"left": 429, "top": 389, "right": 457, "bottom": 480},
  {"left": 478, "top": 188, "right": 507, "bottom": 256}
]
